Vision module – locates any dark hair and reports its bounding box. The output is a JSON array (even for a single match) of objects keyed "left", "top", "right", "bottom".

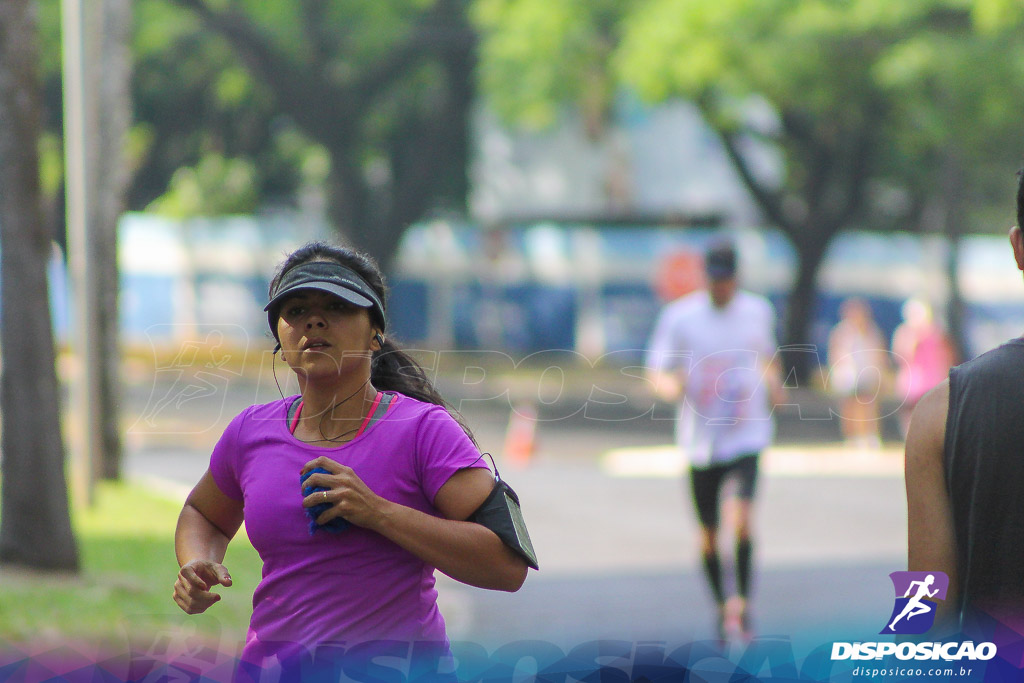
[
  {"left": 704, "top": 240, "right": 737, "bottom": 280},
  {"left": 269, "top": 241, "right": 476, "bottom": 443}
]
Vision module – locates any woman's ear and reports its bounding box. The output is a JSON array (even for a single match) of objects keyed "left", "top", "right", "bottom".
[
  {"left": 1011, "top": 225, "right": 1024, "bottom": 272},
  {"left": 372, "top": 332, "right": 385, "bottom": 350}
]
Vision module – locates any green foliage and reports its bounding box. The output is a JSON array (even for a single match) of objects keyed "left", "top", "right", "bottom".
[
  {"left": 134, "top": 0, "right": 202, "bottom": 56},
  {"left": 146, "top": 153, "right": 259, "bottom": 217},
  {"left": 615, "top": 0, "right": 767, "bottom": 101},
  {"left": 619, "top": 4, "right": 1021, "bottom": 140},
  {"left": 974, "top": 0, "right": 1024, "bottom": 29},
  {"left": 38, "top": 132, "right": 63, "bottom": 199},
  {"left": 35, "top": 0, "right": 323, "bottom": 218},
  {"left": 273, "top": 129, "right": 331, "bottom": 192},
  {"left": 129, "top": 2, "right": 286, "bottom": 212},
  {"left": 35, "top": 0, "right": 474, "bottom": 257},
  {"left": 475, "top": 0, "right": 1024, "bottom": 360},
  {"left": 475, "top": 0, "right": 1024, "bottom": 233},
  {"left": 235, "top": 0, "right": 432, "bottom": 65},
  {"left": 36, "top": 0, "right": 63, "bottom": 77},
  {"left": 472, "top": 0, "right": 631, "bottom": 131}
]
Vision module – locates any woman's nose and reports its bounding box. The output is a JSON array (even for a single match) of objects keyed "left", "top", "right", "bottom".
[{"left": 305, "top": 313, "right": 326, "bottom": 328}]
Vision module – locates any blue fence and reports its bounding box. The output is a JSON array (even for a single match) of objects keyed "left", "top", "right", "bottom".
[{"left": 102, "top": 214, "right": 1024, "bottom": 365}]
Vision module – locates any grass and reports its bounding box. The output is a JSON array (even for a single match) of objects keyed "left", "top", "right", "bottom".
[{"left": 0, "top": 480, "right": 262, "bottom": 650}]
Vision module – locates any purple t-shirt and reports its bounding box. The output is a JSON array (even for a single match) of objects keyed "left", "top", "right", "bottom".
[{"left": 208, "top": 391, "right": 485, "bottom": 662}]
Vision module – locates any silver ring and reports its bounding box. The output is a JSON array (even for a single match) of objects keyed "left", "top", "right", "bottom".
[{"left": 322, "top": 491, "right": 328, "bottom": 502}]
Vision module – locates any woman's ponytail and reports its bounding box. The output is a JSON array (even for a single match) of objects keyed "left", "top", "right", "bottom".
[{"left": 371, "top": 339, "right": 477, "bottom": 445}]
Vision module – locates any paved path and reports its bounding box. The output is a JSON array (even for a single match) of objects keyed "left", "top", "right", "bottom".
[{"left": 430, "top": 442, "right": 905, "bottom": 649}]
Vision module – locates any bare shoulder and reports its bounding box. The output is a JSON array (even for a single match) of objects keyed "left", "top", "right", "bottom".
[
  {"left": 435, "top": 467, "right": 495, "bottom": 521},
  {"left": 911, "top": 379, "right": 950, "bottom": 429},
  {"left": 906, "top": 379, "right": 950, "bottom": 465},
  {"left": 905, "top": 379, "right": 957, "bottom": 593}
]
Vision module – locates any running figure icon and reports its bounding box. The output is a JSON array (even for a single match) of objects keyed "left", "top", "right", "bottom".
[{"left": 889, "top": 574, "right": 939, "bottom": 631}]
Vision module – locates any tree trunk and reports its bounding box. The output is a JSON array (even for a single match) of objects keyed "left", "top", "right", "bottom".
[
  {"left": 323, "top": 157, "right": 385, "bottom": 262},
  {"left": 781, "top": 225, "right": 832, "bottom": 380},
  {"left": 0, "top": 0, "right": 80, "bottom": 571},
  {"left": 939, "top": 155, "right": 969, "bottom": 363},
  {"left": 945, "top": 234, "right": 968, "bottom": 361},
  {"left": 93, "top": 0, "right": 132, "bottom": 480},
  {"left": 167, "top": 0, "right": 478, "bottom": 270}
]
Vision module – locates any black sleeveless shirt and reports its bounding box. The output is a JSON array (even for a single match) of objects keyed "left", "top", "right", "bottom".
[{"left": 944, "top": 339, "right": 1024, "bottom": 623}]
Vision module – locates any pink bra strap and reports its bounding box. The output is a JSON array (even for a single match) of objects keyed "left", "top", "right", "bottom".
[
  {"left": 289, "top": 392, "right": 390, "bottom": 438},
  {"left": 289, "top": 400, "right": 304, "bottom": 434},
  {"left": 355, "top": 392, "right": 384, "bottom": 438}
]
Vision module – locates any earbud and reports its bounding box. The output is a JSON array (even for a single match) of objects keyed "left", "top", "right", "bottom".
[
  {"left": 373, "top": 333, "right": 385, "bottom": 347},
  {"left": 273, "top": 341, "right": 281, "bottom": 354}
]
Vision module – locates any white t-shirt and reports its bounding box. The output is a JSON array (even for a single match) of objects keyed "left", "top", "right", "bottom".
[{"left": 645, "top": 289, "right": 778, "bottom": 468}]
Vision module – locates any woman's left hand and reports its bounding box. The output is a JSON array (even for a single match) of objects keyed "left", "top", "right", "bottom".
[{"left": 300, "top": 457, "right": 390, "bottom": 529}]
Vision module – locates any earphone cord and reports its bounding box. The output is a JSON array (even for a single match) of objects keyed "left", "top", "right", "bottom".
[
  {"left": 272, "top": 346, "right": 286, "bottom": 400},
  {"left": 309, "top": 377, "right": 372, "bottom": 444},
  {"left": 271, "top": 346, "right": 374, "bottom": 444}
]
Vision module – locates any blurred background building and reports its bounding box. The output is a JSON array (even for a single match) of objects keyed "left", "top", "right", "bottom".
[
  {"left": 80, "top": 92, "right": 1018, "bottom": 370},
  {"left": 98, "top": 216, "right": 1019, "bottom": 368}
]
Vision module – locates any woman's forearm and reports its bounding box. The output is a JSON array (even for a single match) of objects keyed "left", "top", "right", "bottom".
[
  {"left": 369, "top": 501, "right": 528, "bottom": 591},
  {"left": 175, "top": 503, "right": 233, "bottom": 567}
]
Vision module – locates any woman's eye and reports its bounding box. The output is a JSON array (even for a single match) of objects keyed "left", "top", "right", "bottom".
[{"left": 286, "top": 306, "right": 305, "bottom": 317}]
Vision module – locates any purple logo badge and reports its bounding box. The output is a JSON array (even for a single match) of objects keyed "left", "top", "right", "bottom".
[{"left": 881, "top": 571, "right": 949, "bottom": 635}]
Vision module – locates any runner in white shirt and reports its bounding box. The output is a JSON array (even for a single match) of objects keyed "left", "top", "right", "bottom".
[{"left": 645, "top": 241, "right": 785, "bottom": 641}]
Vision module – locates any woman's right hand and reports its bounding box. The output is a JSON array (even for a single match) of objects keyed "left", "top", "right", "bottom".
[{"left": 173, "top": 559, "right": 233, "bottom": 614}]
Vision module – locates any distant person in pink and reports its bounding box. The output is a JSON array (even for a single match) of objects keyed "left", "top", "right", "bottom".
[
  {"left": 171, "top": 242, "right": 530, "bottom": 678},
  {"left": 827, "top": 297, "right": 889, "bottom": 449},
  {"left": 892, "top": 298, "right": 955, "bottom": 438}
]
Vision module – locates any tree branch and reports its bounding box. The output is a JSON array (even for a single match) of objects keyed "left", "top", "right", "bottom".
[
  {"left": 699, "top": 95, "right": 791, "bottom": 233},
  {"left": 299, "top": 0, "right": 334, "bottom": 70},
  {"left": 836, "top": 98, "right": 887, "bottom": 226},
  {"left": 168, "top": 0, "right": 351, "bottom": 137},
  {"left": 803, "top": 142, "right": 833, "bottom": 219},
  {"left": 352, "top": 0, "right": 474, "bottom": 97},
  {"left": 390, "top": 39, "right": 474, "bottom": 229}
]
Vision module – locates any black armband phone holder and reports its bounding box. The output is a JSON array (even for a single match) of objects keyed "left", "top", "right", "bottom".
[{"left": 469, "top": 456, "right": 539, "bottom": 570}]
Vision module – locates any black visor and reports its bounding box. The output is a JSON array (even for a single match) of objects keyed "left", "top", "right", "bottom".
[{"left": 265, "top": 261, "right": 386, "bottom": 338}]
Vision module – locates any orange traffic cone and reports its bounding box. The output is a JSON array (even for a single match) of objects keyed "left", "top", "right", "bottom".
[{"left": 503, "top": 402, "right": 538, "bottom": 467}]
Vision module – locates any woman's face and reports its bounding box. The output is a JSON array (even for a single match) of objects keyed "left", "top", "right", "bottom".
[{"left": 276, "top": 289, "right": 379, "bottom": 381}]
